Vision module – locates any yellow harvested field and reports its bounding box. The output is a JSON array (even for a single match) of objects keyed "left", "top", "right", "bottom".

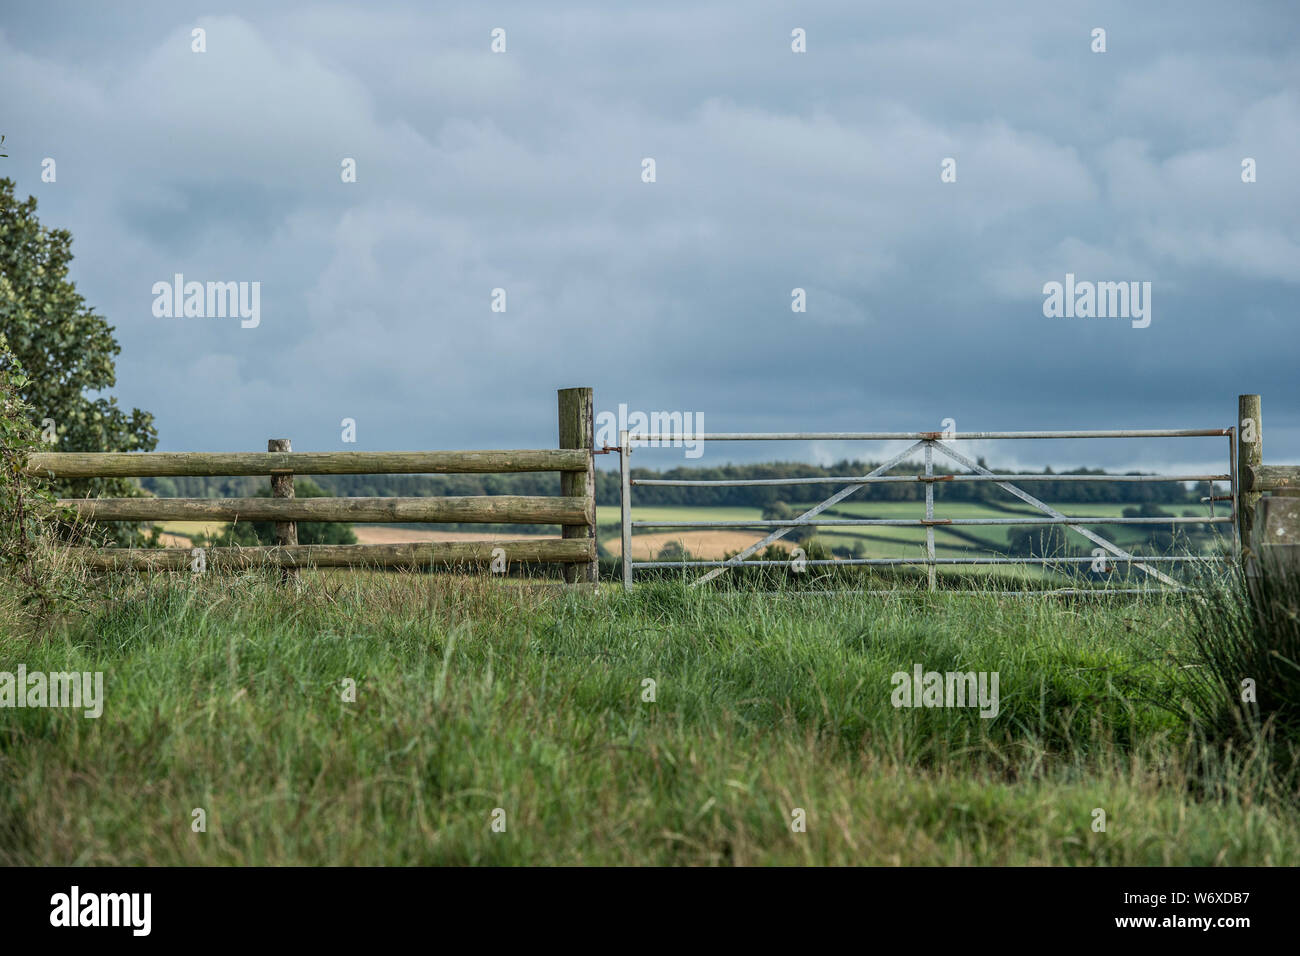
[
  {"left": 357, "top": 527, "right": 772, "bottom": 560},
  {"left": 350, "top": 526, "right": 561, "bottom": 545},
  {"left": 154, "top": 522, "right": 780, "bottom": 561},
  {"left": 606, "top": 531, "right": 792, "bottom": 560},
  {"left": 151, "top": 522, "right": 560, "bottom": 547}
]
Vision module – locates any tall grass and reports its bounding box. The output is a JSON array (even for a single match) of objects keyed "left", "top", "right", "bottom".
[{"left": 1180, "top": 557, "right": 1300, "bottom": 752}]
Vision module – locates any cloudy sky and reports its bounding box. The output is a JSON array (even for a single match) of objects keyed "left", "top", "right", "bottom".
[{"left": 1, "top": 1, "right": 1296, "bottom": 476}]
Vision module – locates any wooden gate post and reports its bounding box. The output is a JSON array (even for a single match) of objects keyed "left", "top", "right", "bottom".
[
  {"left": 558, "top": 387, "right": 598, "bottom": 584},
  {"left": 1237, "top": 394, "right": 1262, "bottom": 569},
  {"left": 269, "top": 438, "right": 298, "bottom": 583}
]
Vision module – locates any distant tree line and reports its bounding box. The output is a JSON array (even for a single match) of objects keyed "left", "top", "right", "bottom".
[
  {"left": 141, "top": 458, "right": 1206, "bottom": 509},
  {"left": 611, "top": 459, "right": 1203, "bottom": 507}
]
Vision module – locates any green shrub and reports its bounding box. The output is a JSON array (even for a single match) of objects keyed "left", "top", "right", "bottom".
[
  {"left": 0, "top": 177, "right": 158, "bottom": 547},
  {"left": 0, "top": 336, "right": 85, "bottom": 616},
  {"left": 655, "top": 541, "right": 692, "bottom": 563}
]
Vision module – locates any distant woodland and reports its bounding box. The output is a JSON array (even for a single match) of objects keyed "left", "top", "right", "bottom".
[{"left": 140, "top": 458, "right": 1211, "bottom": 508}]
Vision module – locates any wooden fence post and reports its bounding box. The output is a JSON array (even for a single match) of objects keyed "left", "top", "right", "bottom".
[
  {"left": 269, "top": 438, "right": 298, "bottom": 583},
  {"left": 558, "top": 387, "right": 598, "bottom": 584},
  {"left": 1237, "top": 394, "right": 1262, "bottom": 569}
]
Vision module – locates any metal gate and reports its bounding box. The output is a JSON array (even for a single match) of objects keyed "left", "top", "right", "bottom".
[{"left": 617, "top": 426, "right": 1236, "bottom": 594}]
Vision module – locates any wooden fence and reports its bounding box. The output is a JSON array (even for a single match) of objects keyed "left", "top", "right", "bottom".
[
  {"left": 26, "top": 387, "right": 599, "bottom": 583},
  {"left": 1237, "top": 392, "right": 1300, "bottom": 572}
]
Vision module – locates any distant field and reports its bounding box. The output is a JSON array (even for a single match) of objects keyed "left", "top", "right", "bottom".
[
  {"left": 598, "top": 498, "right": 1227, "bottom": 574},
  {"left": 155, "top": 520, "right": 223, "bottom": 540},
  {"left": 154, "top": 520, "right": 221, "bottom": 547},
  {"left": 152, "top": 521, "right": 558, "bottom": 547},
  {"left": 596, "top": 505, "right": 764, "bottom": 525}
]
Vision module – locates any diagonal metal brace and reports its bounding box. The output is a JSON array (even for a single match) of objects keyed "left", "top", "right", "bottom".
[
  {"left": 692, "top": 440, "right": 926, "bottom": 586},
  {"left": 931, "top": 440, "right": 1181, "bottom": 588}
]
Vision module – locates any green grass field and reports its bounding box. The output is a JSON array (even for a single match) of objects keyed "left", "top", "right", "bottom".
[{"left": 1, "top": 569, "right": 1296, "bottom": 865}]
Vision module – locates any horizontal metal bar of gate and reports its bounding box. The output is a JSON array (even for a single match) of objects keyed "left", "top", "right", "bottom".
[
  {"left": 632, "top": 516, "right": 1232, "bottom": 528},
  {"left": 633, "top": 473, "right": 1229, "bottom": 487},
  {"left": 625, "top": 429, "right": 1230, "bottom": 441},
  {"left": 636, "top": 555, "right": 1223, "bottom": 568}
]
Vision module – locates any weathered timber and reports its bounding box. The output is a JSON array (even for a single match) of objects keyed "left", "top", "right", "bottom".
[
  {"left": 25, "top": 449, "right": 587, "bottom": 478},
  {"left": 1258, "top": 496, "right": 1300, "bottom": 543},
  {"left": 1243, "top": 464, "right": 1300, "bottom": 495},
  {"left": 1246, "top": 496, "right": 1300, "bottom": 591},
  {"left": 269, "top": 439, "right": 297, "bottom": 584},
  {"left": 1237, "top": 394, "right": 1262, "bottom": 566},
  {"left": 74, "top": 538, "right": 595, "bottom": 571},
  {"left": 60, "top": 495, "right": 591, "bottom": 524},
  {"left": 558, "top": 387, "right": 599, "bottom": 584}
]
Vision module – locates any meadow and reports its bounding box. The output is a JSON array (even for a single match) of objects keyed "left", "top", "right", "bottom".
[{"left": 1, "top": 567, "right": 1296, "bottom": 866}]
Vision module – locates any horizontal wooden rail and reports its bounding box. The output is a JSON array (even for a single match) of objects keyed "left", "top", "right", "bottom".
[
  {"left": 27, "top": 387, "right": 602, "bottom": 583},
  {"left": 60, "top": 495, "right": 590, "bottom": 525},
  {"left": 74, "top": 538, "right": 595, "bottom": 571},
  {"left": 1243, "top": 464, "right": 1300, "bottom": 495},
  {"left": 26, "top": 449, "right": 588, "bottom": 479}
]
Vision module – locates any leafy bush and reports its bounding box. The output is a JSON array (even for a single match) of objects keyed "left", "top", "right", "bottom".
[
  {"left": 1006, "top": 525, "right": 1077, "bottom": 559},
  {"left": 762, "top": 500, "right": 815, "bottom": 542},
  {"left": 0, "top": 177, "right": 158, "bottom": 546},
  {"left": 655, "top": 541, "right": 692, "bottom": 563},
  {"left": 0, "top": 336, "right": 85, "bottom": 615}
]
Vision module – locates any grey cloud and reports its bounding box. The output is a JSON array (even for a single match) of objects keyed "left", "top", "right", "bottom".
[{"left": 0, "top": 0, "right": 1295, "bottom": 474}]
